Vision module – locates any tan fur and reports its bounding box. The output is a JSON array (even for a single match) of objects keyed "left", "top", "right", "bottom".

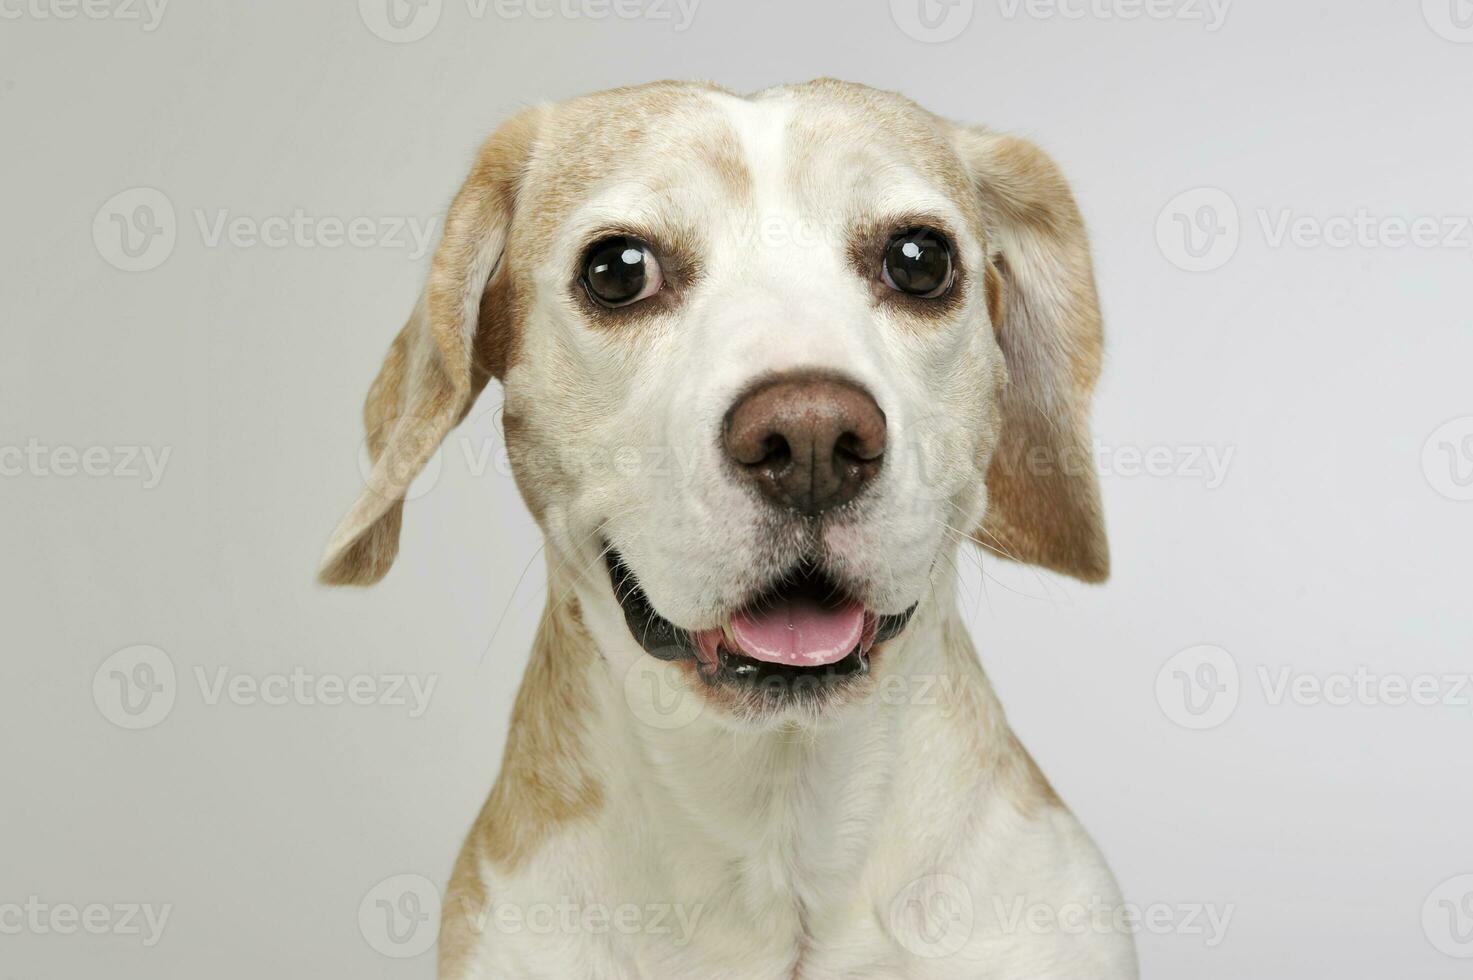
[
  {"left": 317, "top": 106, "right": 544, "bottom": 585},
  {"left": 941, "top": 614, "right": 1063, "bottom": 817},
  {"left": 783, "top": 78, "right": 977, "bottom": 210},
  {"left": 984, "top": 259, "right": 1006, "bottom": 330},
  {"left": 952, "top": 128, "right": 1111, "bottom": 583},
  {"left": 512, "top": 81, "right": 744, "bottom": 254},
  {"left": 438, "top": 596, "right": 604, "bottom": 975}
]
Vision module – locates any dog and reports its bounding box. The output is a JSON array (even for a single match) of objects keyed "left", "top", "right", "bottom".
[{"left": 320, "top": 79, "right": 1136, "bottom": 980}]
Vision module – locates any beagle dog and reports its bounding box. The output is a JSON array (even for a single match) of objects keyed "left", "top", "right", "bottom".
[{"left": 321, "top": 79, "right": 1136, "bottom": 980}]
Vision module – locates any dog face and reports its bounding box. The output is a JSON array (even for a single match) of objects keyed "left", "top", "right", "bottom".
[{"left": 320, "top": 80, "right": 1108, "bottom": 723}]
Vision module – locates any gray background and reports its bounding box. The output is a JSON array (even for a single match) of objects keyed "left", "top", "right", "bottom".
[{"left": 3, "top": 0, "right": 1472, "bottom": 976}]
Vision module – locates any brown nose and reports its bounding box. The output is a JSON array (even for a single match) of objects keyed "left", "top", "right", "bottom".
[{"left": 723, "top": 373, "right": 886, "bottom": 516}]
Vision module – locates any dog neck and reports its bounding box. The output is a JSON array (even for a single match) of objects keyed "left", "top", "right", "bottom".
[{"left": 467, "top": 551, "right": 1053, "bottom": 937}]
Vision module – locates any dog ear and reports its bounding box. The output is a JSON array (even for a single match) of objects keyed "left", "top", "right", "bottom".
[
  {"left": 952, "top": 127, "right": 1110, "bottom": 583},
  {"left": 318, "top": 107, "right": 542, "bottom": 586}
]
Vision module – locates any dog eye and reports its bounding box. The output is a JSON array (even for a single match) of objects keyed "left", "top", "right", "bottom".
[
  {"left": 881, "top": 228, "right": 954, "bottom": 298},
  {"left": 583, "top": 236, "right": 663, "bottom": 308}
]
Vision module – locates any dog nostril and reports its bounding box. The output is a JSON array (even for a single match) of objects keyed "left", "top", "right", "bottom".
[
  {"left": 757, "top": 434, "right": 792, "bottom": 471},
  {"left": 834, "top": 430, "right": 883, "bottom": 465}
]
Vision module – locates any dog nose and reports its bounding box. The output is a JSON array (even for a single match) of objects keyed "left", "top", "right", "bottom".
[{"left": 723, "top": 373, "right": 886, "bottom": 516}]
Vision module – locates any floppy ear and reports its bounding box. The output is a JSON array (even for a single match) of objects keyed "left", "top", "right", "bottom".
[
  {"left": 952, "top": 127, "right": 1110, "bottom": 583},
  {"left": 318, "top": 108, "right": 541, "bottom": 586}
]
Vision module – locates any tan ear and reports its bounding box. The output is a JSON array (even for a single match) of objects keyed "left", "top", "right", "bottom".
[
  {"left": 318, "top": 107, "right": 542, "bottom": 586},
  {"left": 952, "top": 127, "right": 1110, "bottom": 583}
]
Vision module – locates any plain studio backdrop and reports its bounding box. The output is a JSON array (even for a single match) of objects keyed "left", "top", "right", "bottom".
[{"left": 2, "top": 1, "right": 1471, "bottom": 977}]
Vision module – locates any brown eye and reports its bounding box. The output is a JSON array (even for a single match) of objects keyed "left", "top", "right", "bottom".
[
  {"left": 583, "top": 236, "right": 663, "bottom": 308},
  {"left": 881, "top": 228, "right": 954, "bottom": 298}
]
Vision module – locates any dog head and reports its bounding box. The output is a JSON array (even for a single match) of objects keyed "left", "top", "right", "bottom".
[{"left": 320, "top": 80, "right": 1108, "bottom": 724}]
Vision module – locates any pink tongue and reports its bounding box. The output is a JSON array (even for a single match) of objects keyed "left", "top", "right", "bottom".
[{"left": 730, "top": 598, "right": 865, "bottom": 667}]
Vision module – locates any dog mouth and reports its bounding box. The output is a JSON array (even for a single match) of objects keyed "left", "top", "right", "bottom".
[{"left": 604, "top": 549, "right": 917, "bottom": 696}]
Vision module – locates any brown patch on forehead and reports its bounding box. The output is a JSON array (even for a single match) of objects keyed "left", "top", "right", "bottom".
[
  {"left": 487, "top": 82, "right": 753, "bottom": 346},
  {"left": 693, "top": 123, "right": 753, "bottom": 201},
  {"left": 769, "top": 79, "right": 978, "bottom": 221},
  {"left": 511, "top": 81, "right": 753, "bottom": 254},
  {"left": 487, "top": 81, "right": 755, "bottom": 346}
]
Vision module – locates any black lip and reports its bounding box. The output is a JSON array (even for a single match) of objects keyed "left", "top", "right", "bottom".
[
  {"left": 605, "top": 550, "right": 690, "bottom": 660},
  {"left": 603, "top": 549, "right": 918, "bottom": 686}
]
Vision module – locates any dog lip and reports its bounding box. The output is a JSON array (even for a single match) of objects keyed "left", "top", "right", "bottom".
[
  {"left": 604, "top": 548, "right": 692, "bottom": 661},
  {"left": 602, "top": 546, "right": 919, "bottom": 668}
]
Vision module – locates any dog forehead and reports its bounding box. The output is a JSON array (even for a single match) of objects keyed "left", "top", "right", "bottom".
[
  {"left": 515, "top": 80, "right": 975, "bottom": 241},
  {"left": 517, "top": 83, "right": 748, "bottom": 230},
  {"left": 772, "top": 79, "right": 974, "bottom": 203}
]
